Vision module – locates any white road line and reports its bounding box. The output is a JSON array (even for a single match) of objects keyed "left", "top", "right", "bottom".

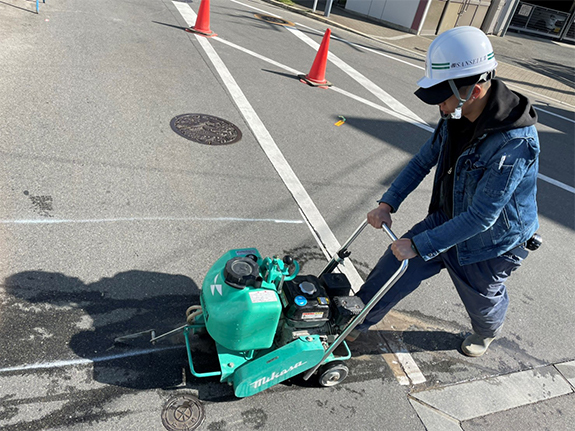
[
  {"left": 229, "top": 0, "right": 281, "bottom": 17},
  {"left": 295, "top": 22, "right": 424, "bottom": 70},
  {"left": 505, "top": 82, "right": 575, "bottom": 110},
  {"left": 0, "top": 216, "right": 304, "bottom": 225},
  {"left": 285, "top": 25, "right": 428, "bottom": 124},
  {"left": 538, "top": 173, "right": 575, "bottom": 194},
  {"left": 214, "top": 35, "right": 433, "bottom": 132},
  {"left": 0, "top": 346, "right": 182, "bottom": 373},
  {"left": 214, "top": 37, "right": 574, "bottom": 194},
  {"left": 215, "top": 37, "right": 303, "bottom": 75},
  {"left": 383, "top": 336, "right": 426, "bottom": 385},
  {"left": 230, "top": 0, "right": 574, "bottom": 118},
  {"left": 535, "top": 106, "right": 575, "bottom": 124},
  {"left": 377, "top": 34, "right": 416, "bottom": 41},
  {"left": 227, "top": 0, "right": 424, "bottom": 71},
  {"left": 173, "top": 1, "right": 364, "bottom": 289},
  {"left": 330, "top": 86, "right": 435, "bottom": 133}
]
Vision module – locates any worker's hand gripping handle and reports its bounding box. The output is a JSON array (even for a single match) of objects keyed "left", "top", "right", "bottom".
[{"left": 303, "top": 222, "right": 409, "bottom": 381}]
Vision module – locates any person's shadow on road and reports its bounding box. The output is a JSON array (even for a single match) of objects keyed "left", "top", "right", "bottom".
[{"left": 2, "top": 270, "right": 216, "bottom": 391}]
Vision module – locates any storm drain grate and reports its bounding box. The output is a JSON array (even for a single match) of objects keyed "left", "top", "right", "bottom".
[
  {"left": 254, "top": 13, "right": 295, "bottom": 27},
  {"left": 161, "top": 394, "right": 206, "bottom": 431},
  {"left": 170, "top": 114, "right": 242, "bottom": 145}
]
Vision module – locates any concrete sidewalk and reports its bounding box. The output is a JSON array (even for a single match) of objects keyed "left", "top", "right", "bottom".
[{"left": 264, "top": 0, "right": 575, "bottom": 108}]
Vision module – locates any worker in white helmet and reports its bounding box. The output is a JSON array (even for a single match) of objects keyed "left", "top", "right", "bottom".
[{"left": 349, "top": 26, "right": 540, "bottom": 357}]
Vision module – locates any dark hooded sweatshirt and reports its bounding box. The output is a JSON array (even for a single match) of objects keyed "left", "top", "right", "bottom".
[{"left": 431, "top": 79, "right": 538, "bottom": 218}]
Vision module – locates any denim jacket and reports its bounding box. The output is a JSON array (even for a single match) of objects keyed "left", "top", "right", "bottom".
[{"left": 380, "top": 119, "right": 540, "bottom": 265}]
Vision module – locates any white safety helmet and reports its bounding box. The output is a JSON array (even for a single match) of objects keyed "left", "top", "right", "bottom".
[{"left": 415, "top": 26, "right": 498, "bottom": 119}]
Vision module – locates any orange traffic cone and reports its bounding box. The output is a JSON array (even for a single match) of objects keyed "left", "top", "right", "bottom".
[
  {"left": 299, "top": 28, "right": 332, "bottom": 88},
  {"left": 185, "top": 0, "right": 217, "bottom": 37}
]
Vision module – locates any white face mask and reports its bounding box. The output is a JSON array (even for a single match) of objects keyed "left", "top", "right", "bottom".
[
  {"left": 440, "top": 71, "right": 492, "bottom": 120},
  {"left": 441, "top": 80, "right": 476, "bottom": 120},
  {"left": 440, "top": 105, "right": 463, "bottom": 120}
]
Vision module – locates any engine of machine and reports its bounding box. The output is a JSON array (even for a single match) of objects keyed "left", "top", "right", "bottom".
[
  {"left": 277, "top": 273, "right": 364, "bottom": 346},
  {"left": 200, "top": 249, "right": 365, "bottom": 352}
]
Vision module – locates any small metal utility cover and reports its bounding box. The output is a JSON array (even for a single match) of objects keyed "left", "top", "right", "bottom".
[
  {"left": 161, "top": 394, "right": 206, "bottom": 431},
  {"left": 170, "top": 114, "right": 242, "bottom": 145},
  {"left": 254, "top": 13, "right": 295, "bottom": 27}
]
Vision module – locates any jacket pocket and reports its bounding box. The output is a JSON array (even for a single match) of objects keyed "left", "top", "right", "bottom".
[
  {"left": 463, "top": 161, "right": 486, "bottom": 204},
  {"left": 484, "top": 164, "right": 514, "bottom": 198},
  {"left": 490, "top": 207, "right": 511, "bottom": 244}
]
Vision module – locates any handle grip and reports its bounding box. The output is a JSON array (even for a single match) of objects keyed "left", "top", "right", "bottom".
[{"left": 303, "top": 222, "right": 408, "bottom": 381}]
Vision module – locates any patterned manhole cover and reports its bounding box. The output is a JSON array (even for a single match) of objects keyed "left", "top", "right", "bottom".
[
  {"left": 254, "top": 13, "right": 295, "bottom": 26},
  {"left": 161, "top": 394, "right": 205, "bottom": 431},
  {"left": 170, "top": 114, "right": 242, "bottom": 145}
]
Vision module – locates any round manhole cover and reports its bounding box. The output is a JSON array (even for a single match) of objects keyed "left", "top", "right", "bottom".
[
  {"left": 161, "top": 394, "right": 205, "bottom": 431},
  {"left": 170, "top": 114, "right": 242, "bottom": 145},
  {"left": 254, "top": 13, "right": 295, "bottom": 26}
]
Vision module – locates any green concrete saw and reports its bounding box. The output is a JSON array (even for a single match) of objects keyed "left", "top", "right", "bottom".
[{"left": 116, "top": 221, "right": 407, "bottom": 398}]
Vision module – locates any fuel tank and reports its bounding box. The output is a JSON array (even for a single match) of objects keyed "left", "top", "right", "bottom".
[{"left": 200, "top": 248, "right": 281, "bottom": 351}]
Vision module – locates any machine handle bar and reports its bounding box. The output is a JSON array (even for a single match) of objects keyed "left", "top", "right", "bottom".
[{"left": 303, "top": 221, "right": 408, "bottom": 381}]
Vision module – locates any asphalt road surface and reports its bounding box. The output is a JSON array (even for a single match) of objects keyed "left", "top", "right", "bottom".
[{"left": 1, "top": 0, "right": 574, "bottom": 430}]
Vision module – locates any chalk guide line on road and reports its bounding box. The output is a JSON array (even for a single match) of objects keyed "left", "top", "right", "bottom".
[
  {"left": 0, "top": 346, "right": 183, "bottom": 374},
  {"left": 0, "top": 216, "right": 304, "bottom": 225},
  {"left": 173, "top": 0, "right": 424, "bottom": 386}
]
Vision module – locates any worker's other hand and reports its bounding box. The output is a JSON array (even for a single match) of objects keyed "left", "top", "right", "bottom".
[
  {"left": 367, "top": 202, "right": 393, "bottom": 229},
  {"left": 391, "top": 238, "right": 417, "bottom": 261}
]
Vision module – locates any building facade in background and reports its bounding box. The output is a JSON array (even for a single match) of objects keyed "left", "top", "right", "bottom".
[{"left": 344, "top": 0, "right": 575, "bottom": 42}]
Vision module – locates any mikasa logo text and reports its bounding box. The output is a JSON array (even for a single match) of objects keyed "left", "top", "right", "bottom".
[{"left": 250, "top": 361, "right": 307, "bottom": 389}]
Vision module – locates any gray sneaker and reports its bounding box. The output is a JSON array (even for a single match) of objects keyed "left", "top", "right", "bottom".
[{"left": 461, "top": 333, "right": 495, "bottom": 357}]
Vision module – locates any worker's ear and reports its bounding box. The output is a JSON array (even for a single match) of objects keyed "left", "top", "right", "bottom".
[{"left": 471, "top": 84, "right": 482, "bottom": 100}]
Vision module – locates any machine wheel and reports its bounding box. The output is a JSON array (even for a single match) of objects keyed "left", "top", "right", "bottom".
[{"left": 318, "top": 361, "right": 349, "bottom": 387}]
